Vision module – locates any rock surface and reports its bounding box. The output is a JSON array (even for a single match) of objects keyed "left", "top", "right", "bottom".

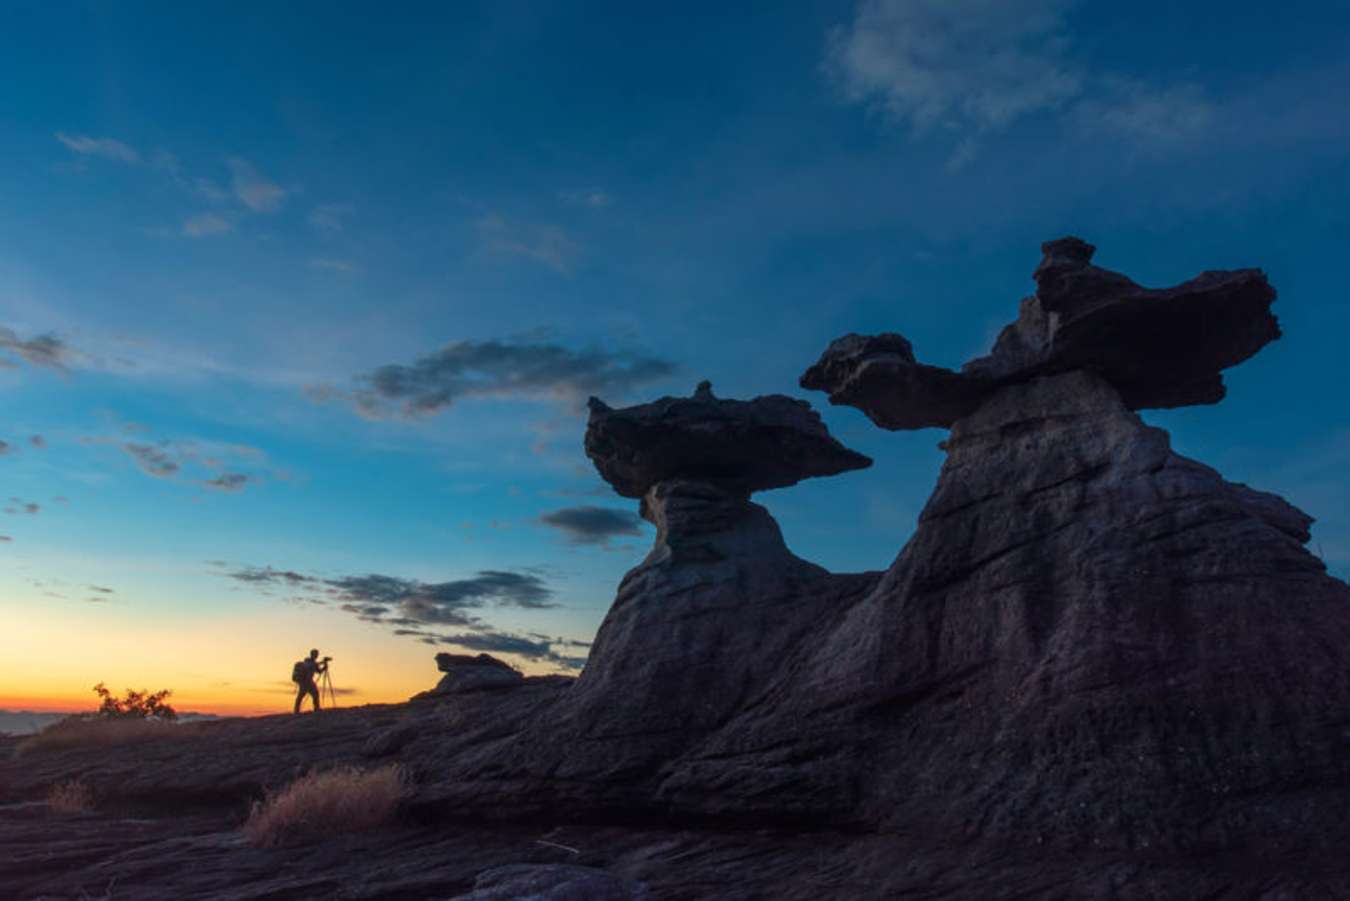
[
  {"left": 424, "top": 652, "right": 526, "bottom": 695},
  {"left": 584, "top": 381, "right": 871, "bottom": 497},
  {"left": 804, "top": 237, "right": 1280, "bottom": 428}
]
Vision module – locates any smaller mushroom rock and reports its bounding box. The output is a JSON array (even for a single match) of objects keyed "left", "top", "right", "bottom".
[
  {"left": 800, "top": 333, "right": 992, "bottom": 430},
  {"left": 583, "top": 382, "right": 872, "bottom": 498}
]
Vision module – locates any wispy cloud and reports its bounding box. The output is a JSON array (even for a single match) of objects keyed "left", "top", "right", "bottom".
[
  {"left": 84, "top": 430, "right": 274, "bottom": 493},
  {"left": 316, "top": 338, "right": 675, "bottom": 420},
  {"left": 539, "top": 505, "right": 644, "bottom": 546},
  {"left": 308, "top": 204, "right": 353, "bottom": 232},
  {"left": 476, "top": 214, "right": 580, "bottom": 272},
  {"left": 559, "top": 188, "right": 613, "bottom": 208},
  {"left": 122, "top": 443, "right": 180, "bottom": 478},
  {"left": 227, "top": 157, "right": 287, "bottom": 213},
  {"left": 203, "top": 472, "right": 249, "bottom": 492},
  {"left": 0, "top": 327, "right": 76, "bottom": 371},
  {"left": 826, "top": 0, "right": 1213, "bottom": 164},
  {"left": 4, "top": 498, "right": 40, "bottom": 515},
  {"left": 29, "top": 435, "right": 46, "bottom": 449},
  {"left": 55, "top": 132, "right": 140, "bottom": 164},
  {"left": 310, "top": 258, "right": 358, "bottom": 273},
  {"left": 182, "top": 213, "right": 233, "bottom": 238},
  {"left": 0, "top": 441, "right": 11, "bottom": 457}
]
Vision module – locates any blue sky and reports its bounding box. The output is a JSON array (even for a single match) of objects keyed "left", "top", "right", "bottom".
[{"left": 2, "top": 1, "right": 1348, "bottom": 710}]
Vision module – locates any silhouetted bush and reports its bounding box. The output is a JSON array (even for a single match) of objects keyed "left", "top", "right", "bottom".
[
  {"left": 244, "top": 765, "right": 407, "bottom": 847},
  {"left": 92, "top": 682, "right": 177, "bottom": 720}
]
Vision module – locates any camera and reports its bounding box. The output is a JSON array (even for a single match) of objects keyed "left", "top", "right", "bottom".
[{"left": 323, "top": 656, "right": 333, "bottom": 662}]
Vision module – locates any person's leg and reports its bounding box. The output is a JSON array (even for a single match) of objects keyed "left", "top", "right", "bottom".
[
  {"left": 308, "top": 683, "right": 321, "bottom": 711},
  {"left": 294, "top": 683, "right": 305, "bottom": 714}
]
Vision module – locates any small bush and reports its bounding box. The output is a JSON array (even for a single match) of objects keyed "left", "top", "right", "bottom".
[
  {"left": 244, "top": 764, "right": 407, "bottom": 847},
  {"left": 16, "top": 715, "right": 177, "bottom": 756},
  {"left": 48, "top": 779, "right": 94, "bottom": 814},
  {"left": 92, "top": 682, "right": 177, "bottom": 720}
]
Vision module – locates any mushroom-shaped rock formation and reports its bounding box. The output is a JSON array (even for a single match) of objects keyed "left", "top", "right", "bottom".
[
  {"left": 584, "top": 380, "right": 872, "bottom": 498},
  {"left": 803, "top": 237, "right": 1280, "bottom": 428},
  {"left": 513, "top": 384, "right": 880, "bottom": 785}
]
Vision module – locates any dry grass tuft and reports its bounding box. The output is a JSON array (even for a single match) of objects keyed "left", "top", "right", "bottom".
[
  {"left": 243, "top": 764, "right": 407, "bottom": 847},
  {"left": 16, "top": 715, "right": 178, "bottom": 756},
  {"left": 48, "top": 779, "right": 95, "bottom": 814}
]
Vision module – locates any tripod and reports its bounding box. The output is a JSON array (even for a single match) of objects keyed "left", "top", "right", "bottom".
[{"left": 320, "top": 665, "right": 339, "bottom": 710}]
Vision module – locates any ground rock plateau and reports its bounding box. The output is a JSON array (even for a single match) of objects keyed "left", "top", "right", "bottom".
[{"left": 6, "top": 238, "right": 1350, "bottom": 899}]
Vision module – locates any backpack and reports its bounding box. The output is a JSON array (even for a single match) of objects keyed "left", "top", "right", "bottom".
[{"left": 291, "top": 660, "right": 308, "bottom": 683}]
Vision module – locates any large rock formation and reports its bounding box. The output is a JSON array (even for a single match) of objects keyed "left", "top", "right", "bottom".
[{"left": 761, "top": 238, "right": 1350, "bottom": 850}]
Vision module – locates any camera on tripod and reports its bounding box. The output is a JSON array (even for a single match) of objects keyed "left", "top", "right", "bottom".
[{"left": 322, "top": 655, "right": 333, "bottom": 663}]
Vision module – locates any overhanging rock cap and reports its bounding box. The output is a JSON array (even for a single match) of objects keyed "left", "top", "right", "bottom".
[{"left": 584, "top": 381, "right": 873, "bottom": 498}]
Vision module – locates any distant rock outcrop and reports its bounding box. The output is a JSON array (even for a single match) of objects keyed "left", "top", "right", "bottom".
[{"left": 426, "top": 653, "right": 524, "bottom": 695}]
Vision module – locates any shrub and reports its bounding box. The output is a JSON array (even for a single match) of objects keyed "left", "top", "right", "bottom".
[
  {"left": 16, "top": 715, "right": 177, "bottom": 756},
  {"left": 93, "top": 682, "right": 177, "bottom": 720},
  {"left": 243, "top": 764, "right": 407, "bottom": 847},
  {"left": 48, "top": 779, "right": 94, "bottom": 814}
]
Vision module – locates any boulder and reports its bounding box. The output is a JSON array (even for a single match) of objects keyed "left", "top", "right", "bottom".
[
  {"left": 427, "top": 653, "right": 524, "bottom": 695},
  {"left": 584, "top": 381, "right": 871, "bottom": 497}
]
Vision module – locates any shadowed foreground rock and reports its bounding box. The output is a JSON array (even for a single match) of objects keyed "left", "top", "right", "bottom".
[{"left": 4, "top": 238, "right": 1349, "bottom": 899}]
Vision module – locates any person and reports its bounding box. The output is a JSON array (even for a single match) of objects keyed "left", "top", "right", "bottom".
[{"left": 292, "top": 648, "right": 329, "bottom": 714}]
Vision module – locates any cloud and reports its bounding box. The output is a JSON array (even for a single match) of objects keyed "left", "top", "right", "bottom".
[
  {"left": 0, "top": 536, "right": 10, "bottom": 543},
  {"left": 204, "top": 473, "right": 249, "bottom": 492},
  {"left": 308, "top": 204, "right": 353, "bottom": 232},
  {"left": 476, "top": 214, "right": 580, "bottom": 272},
  {"left": 221, "top": 563, "right": 585, "bottom": 669},
  {"left": 539, "top": 505, "right": 644, "bottom": 545},
  {"left": 827, "top": 0, "right": 1081, "bottom": 133},
  {"left": 4, "top": 498, "right": 39, "bottom": 515},
  {"left": 122, "top": 443, "right": 180, "bottom": 478},
  {"left": 87, "top": 432, "right": 273, "bottom": 492},
  {"left": 0, "top": 327, "right": 75, "bottom": 370},
  {"left": 322, "top": 338, "right": 675, "bottom": 419},
  {"left": 182, "top": 213, "right": 233, "bottom": 238},
  {"left": 310, "top": 258, "right": 357, "bottom": 273},
  {"left": 0, "top": 441, "right": 10, "bottom": 457},
  {"left": 88, "top": 585, "right": 115, "bottom": 594},
  {"left": 227, "top": 565, "right": 319, "bottom": 586},
  {"left": 559, "top": 188, "right": 613, "bottom": 208},
  {"left": 826, "top": 0, "right": 1213, "bottom": 161},
  {"left": 29, "top": 435, "right": 46, "bottom": 449},
  {"left": 227, "top": 157, "right": 287, "bottom": 212},
  {"left": 55, "top": 132, "right": 140, "bottom": 164},
  {"left": 1074, "top": 79, "right": 1215, "bottom": 146}
]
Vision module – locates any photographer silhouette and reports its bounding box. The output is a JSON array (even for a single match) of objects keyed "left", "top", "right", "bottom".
[{"left": 291, "top": 648, "right": 330, "bottom": 714}]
